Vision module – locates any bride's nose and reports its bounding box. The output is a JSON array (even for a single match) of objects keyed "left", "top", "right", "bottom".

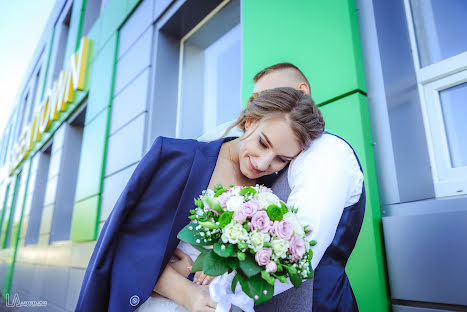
[{"left": 256, "top": 152, "right": 274, "bottom": 171}]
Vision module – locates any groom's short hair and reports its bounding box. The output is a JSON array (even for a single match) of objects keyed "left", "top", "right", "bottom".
[{"left": 253, "top": 62, "right": 310, "bottom": 88}]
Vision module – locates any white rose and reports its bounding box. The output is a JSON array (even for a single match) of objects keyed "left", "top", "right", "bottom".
[
  {"left": 230, "top": 186, "right": 242, "bottom": 196},
  {"left": 248, "top": 231, "right": 271, "bottom": 252},
  {"left": 255, "top": 192, "right": 281, "bottom": 209},
  {"left": 221, "top": 222, "right": 248, "bottom": 244},
  {"left": 271, "top": 237, "right": 289, "bottom": 259},
  {"left": 226, "top": 195, "right": 244, "bottom": 212},
  {"left": 283, "top": 212, "right": 305, "bottom": 237}
]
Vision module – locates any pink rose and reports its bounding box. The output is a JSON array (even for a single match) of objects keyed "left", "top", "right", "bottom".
[
  {"left": 233, "top": 209, "right": 248, "bottom": 224},
  {"left": 255, "top": 248, "right": 272, "bottom": 266},
  {"left": 217, "top": 192, "right": 231, "bottom": 208},
  {"left": 241, "top": 200, "right": 261, "bottom": 217},
  {"left": 289, "top": 234, "right": 306, "bottom": 262},
  {"left": 265, "top": 261, "right": 277, "bottom": 273},
  {"left": 274, "top": 219, "right": 294, "bottom": 241},
  {"left": 259, "top": 186, "right": 273, "bottom": 193},
  {"left": 250, "top": 211, "right": 272, "bottom": 233}
]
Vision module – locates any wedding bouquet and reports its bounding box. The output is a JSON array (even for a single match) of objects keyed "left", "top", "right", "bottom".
[{"left": 177, "top": 184, "right": 315, "bottom": 309}]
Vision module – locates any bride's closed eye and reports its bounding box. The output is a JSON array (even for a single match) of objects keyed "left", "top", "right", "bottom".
[{"left": 259, "top": 137, "right": 287, "bottom": 163}]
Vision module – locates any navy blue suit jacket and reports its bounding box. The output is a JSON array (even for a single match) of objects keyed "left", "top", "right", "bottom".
[{"left": 76, "top": 136, "right": 229, "bottom": 312}]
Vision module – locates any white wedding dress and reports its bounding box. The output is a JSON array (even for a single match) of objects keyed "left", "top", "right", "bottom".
[
  {"left": 135, "top": 241, "right": 197, "bottom": 312},
  {"left": 136, "top": 240, "right": 292, "bottom": 312}
]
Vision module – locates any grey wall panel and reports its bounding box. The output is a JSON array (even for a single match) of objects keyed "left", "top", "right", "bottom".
[
  {"left": 65, "top": 268, "right": 85, "bottom": 311},
  {"left": 356, "top": 0, "right": 400, "bottom": 205},
  {"left": 52, "top": 124, "right": 66, "bottom": 153},
  {"left": 153, "top": 0, "right": 174, "bottom": 21},
  {"left": 393, "top": 305, "right": 460, "bottom": 312},
  {"left": 48, "top": 149, "right": 63, "bottom": 180},
  {"left": 101, "top": 163, "right": 137, "bottom": 222},
  {"left": 43, "top": 175, "right": 58, "bottom": 207},
  {"left": 41, "top": 265, "right": 70, "bottom": 308},
  {"left": 70, "top": 241, "right": 95, "bottom": 269},
  {"left": 105, "top": 113, "right": 145, "bottom": 177},
  {"left": 119, "top": 0, "right": 154, "bottom": 60},
  {"left": 113, "top": 27, "right": 153, "bottom": 96},
  {"left": 110, "top": 68, "right": 150, "bottom": 135},
  {"left": 372, "top": 0, "right": 435, "bottom": 202},
  {"left": 382, "top": 210, "right": 467, "bottom": 305}
]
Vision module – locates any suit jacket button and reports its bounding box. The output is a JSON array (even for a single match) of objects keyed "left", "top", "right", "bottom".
[{"left": 129, "top": 295, "right": 140, "bottom": 307}]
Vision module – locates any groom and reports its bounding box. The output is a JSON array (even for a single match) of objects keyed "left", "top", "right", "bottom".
[{"left": 199, "top": 63, "right": 365, "bottom": 312}]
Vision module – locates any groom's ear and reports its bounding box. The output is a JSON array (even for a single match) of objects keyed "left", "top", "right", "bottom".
[{"left": 297, "top": 82, "right": 311, "bottom": 96}]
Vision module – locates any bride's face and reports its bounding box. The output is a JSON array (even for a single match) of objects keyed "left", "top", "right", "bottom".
[{"left": 237, "top": 116, "right": 302, "bottom": 179}]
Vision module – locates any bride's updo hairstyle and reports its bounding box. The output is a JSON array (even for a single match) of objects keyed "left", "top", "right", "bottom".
[{"left": 224, "top": 87, "right": 325, "bottom": 150}]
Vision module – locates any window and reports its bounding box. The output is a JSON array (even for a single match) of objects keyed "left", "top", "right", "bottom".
[
  {"left": 50, "top": 4, "right": 73, "bottom": 84},
  {"left": 25, "top": 145, "right": 51, "bottom": 245},
  {"left": 404, "top": 0, "right": 467, "bottom": 197},
  {"left": 49, "top": 104, "right": 86, "bottom": 242},
  {"left": 81, "top": 0, "right": 103, "bottom": 36},
  {"left": 150, "top": 0, "right": 242, "bottom": 141},
  {"left": 176, "top": 0, "right": 241, "bottom": 139}
]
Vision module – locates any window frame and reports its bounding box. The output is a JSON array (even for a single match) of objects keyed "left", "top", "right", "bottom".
[{"left": 403, "top": 0, "right": 467, "bottom": 197}]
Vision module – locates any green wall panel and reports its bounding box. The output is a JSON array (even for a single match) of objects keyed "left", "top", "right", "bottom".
[
  {"left": 100, "top": 0, "right": 127, "bottom": 46},
  {"left": 320, "top": 93, "right": 390, "bottom": 312},
  {"left": 71, "top": 195, "right": 100, "bottom": 241},
  {"left": 85, "top": 32, "right": 118, "bottom": 124},
  {"left": 1, "top": 159, "right": 31, "bottom": 297},
  {"left": 0, "top": 176, "right": 20, "bottom": 249},
  {"left": 242, "top": 0, "right": 366, "bottom": 106},
  {"left": 65, "top": 0, "right": 86, "bottom": 62}
]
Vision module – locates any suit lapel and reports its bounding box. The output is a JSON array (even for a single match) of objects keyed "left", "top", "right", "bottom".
[{"left": 160, "top": 138, "right": 224, "bottom": 272}]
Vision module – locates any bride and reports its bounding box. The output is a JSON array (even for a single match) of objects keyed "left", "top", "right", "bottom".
[{"left": 75, "top": 87, "right": 325, "bottom": 312}]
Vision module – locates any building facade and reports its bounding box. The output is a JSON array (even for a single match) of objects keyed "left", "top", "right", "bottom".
[{"left": 0, "top": 0, "right": 465, "bottom": 311}]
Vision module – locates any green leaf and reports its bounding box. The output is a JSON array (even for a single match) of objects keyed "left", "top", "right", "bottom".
[
  {"left": 239, "top": 254, "right": 262, "bottom": 278},
  {"left": 289, "top": 272, "right": 302, "bottom": 288},
  {"left": 177, "top": 224, "right": 216, "bottom": 246},
  {"left": 243, "top": 224, "right": 251, "bottom": 232},
  {"left": 237, "top": 252, "right": 246, "bottom": 261},
  {"left": 231, "top": 273, "right": 239, "bottom": 293},
  {"left": 191, "top": 252, "right": 207, "bottom": 272},
  {"left": 214, "top": 188, "right": 227, "bottom": 197},
  {"left": 272, "top": 273, "right": 287, "bottom": 283},
  {"left": 227, "top": 257, "right": 239, "bottom": 270},
  {"left": 219, "top": 211, "right": 234, "bottom": 228},
  {"left": 204, "top": 197, "right": 223, "bottom": 212},
  {"left": 198, "top": 221, "right": 219, "bottom": 229},
  {"left": 213, "top": 184, "right": 224, "bottom": 193},
  {"left": 203, "top": 250, "right": 230, "bottom": 276},
  {"left": 240, "top": 186, "right": 257, "bottom": 196},
  {"left": 261, "top": 270, "right": 275, "bottom": 286},
  {"left": 309, "top": 240, "right": 317, "bottom": 246},
  {"left": 307, "top": 265, "right": 314, "bottom": 279},
  {"left": 285, "top": 265, "right": 302, "bottom": 288},
  {"left": 236, "top": 272, "right": 253, "bottom": 298},
  {"left": 280, "top": 202, "right": 289, "bottom": 214},
  {"left": 194, "top": 198, "right": 204, "bottom": 209},
  {"left": 213, "top": 242, "right": 234, "bottom": 257},
  {"left": 192, "top": 244, "right": 208, "bottom": 253},
  {"left": 247, "top": 274, "right": 274, "bottom": 304}
]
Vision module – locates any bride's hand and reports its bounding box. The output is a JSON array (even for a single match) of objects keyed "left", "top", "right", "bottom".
[
  {"left": 191, "top": 269, "right": 215, "bottom": 285},
  {"left": 186, "top": 284, "right": 217, "bottom": 312},
  {"left": 168, "top": 248, "right": 194, "bottom": 278}
]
